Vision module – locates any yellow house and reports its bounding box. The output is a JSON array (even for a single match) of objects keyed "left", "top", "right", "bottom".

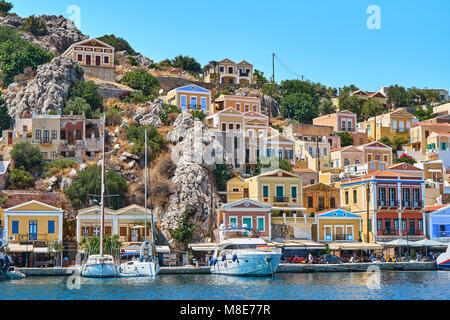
[
  {"left": 356, "top": 141, "right": 393, "bottom": 165},
  {"left": 226, "top": 177, "right": 248, "bottom": 204},
  {"left": 264, "top": 134, "right": 296, "bottom": 166},
  {"left": 76, "top": 204, "right": 158, "bottom": 246},
  {"left": 166, "top": 84, "right": 211, "bottom": 114},
  {"left": 313, "top": 209, "right": 362, "bottom": 243},
  {"left": 408, "top": 122, "right": 450, "bottom": 155},
  {"left": 330, "top": 146, "right": 364, "bottom": 170},
  {"left": 204, "top": 59, "right": 255, "bottom": 84},
  {"left": 362, "top": 109, "right": 415, "bottom": 141},
  {"left": 211, "top": 94, "right": 261, "bottom": 115},
  {"left": 206, "top": 107, "right": 244, "bottom": 133}
]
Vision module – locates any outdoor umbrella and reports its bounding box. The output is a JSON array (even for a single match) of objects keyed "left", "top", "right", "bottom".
[
  {"left": 410, "top": 239, "right": 447, "bottom": 259},
  {"left": 384, "top": 239, "right": 410, "bottom": 258}
]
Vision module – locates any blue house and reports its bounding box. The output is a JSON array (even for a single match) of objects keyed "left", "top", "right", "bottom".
[
  {"left": 428, "top": 205, "right": 450, "bottom": 243},
  {"left": 165, "top": 84, "right": 211, "bottom": 114}
]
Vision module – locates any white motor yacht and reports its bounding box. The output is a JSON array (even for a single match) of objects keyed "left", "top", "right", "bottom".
[
  {"left": 210, "top": 224, "right": 281, "bottom": 277},
  {"left": 436, "top": 242, "right": 450, "bottom": 270},
  {"left": 81, "top": 255, "right": 119, "bottom": 278},
  {"left": 119, "top": 242, "right": 160, "bottom": 277}
]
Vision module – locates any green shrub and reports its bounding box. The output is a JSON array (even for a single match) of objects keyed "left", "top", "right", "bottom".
[
  {"left": 64, "top": 97, "right": 92, "bottom": 118},
  {"left": 121, "top": 70, "right": 161, "bottom": 97},
  {"left": 125, "top": 125, "right": 165, "bottom": 160},
  {"left": 43, "top": 159, "right": 77, "bottom": 178},
  {"left": 337, "top": 131, "right": 354, "bottom": 147},
  {"left": 169, "top": 205, "right": 197, "bottom": 249},
  {"left": 105, "top": 107, "right": 123, "bottom": 126},
  {"left": 213, "top": 164, "right": 234, "bottom": 192},
  {"left": 158, "top": 104, "right": 181, "bottom": 125},
  {"left": 191, "top": 110, "right": 207, "bottom": 121},
  {"left": 69, "top": 80, "right": 103, "bottom": 113},
  {"left": 0, "top": 26, "right": 53, "bottom": 86},
  {"left": 0, "top": 0, "right": 13, "bottom": 15},
  {"left": 65, "top": 165, "right": 128, "bottom": 210},
  {"left": 171, "top": 55, "right": 202, "bottom": 74},
  {"left": 11, "top": 141, "right": 42, "bottom": 170},
  {"left": 0, "top": 96, "right": 11, "bottom": 137},
  {"left": 9, "top": 167, "right": 34, "bottom": 189},
  {"left": 21, "top": 15, "right": 47, "bottom": 36},
  {"left": 131, "top": 93, "right": 150, "bottom": 104},
  {"left": 127, "top": 56, "right": 138, "bottom": 66},
  {"left": 97, "top": 34, "right": 138, "bottom": 55}
]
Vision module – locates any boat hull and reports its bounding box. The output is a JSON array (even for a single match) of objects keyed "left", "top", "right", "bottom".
[
  {"left": 211, "top": 253, "right": 281, "bottom": 277},
  {"left": 119, "top": 261, "right": 160, "bottom": 277},
  {"left": 81, "top": 263, "right": 118, "bottom": 278},
  {"left": 437, "top": 256, "right": 450, "bottom": 270}
]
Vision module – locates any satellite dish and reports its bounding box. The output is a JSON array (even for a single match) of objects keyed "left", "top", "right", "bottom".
[{"left": 159, "top": 89, "right": 163, "bottom": 95}]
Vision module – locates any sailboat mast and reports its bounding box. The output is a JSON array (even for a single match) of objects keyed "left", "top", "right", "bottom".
[
  {"left": 100, "top": 113, "right": 106, "bottom": 257},
  {"left": 148, "top": 136, "right": 156, "bottom": 260},
  {"left": 144, "top": 129, "right": 148, "bottom": 243}
]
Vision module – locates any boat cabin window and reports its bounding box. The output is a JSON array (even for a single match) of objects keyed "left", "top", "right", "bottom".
[{"left": 223, "top": 244, "right": 260, "bottom": 250}]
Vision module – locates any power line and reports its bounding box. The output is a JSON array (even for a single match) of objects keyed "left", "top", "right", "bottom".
[{"left": 274, "top": 54, "right": 305, "bottom": 81}]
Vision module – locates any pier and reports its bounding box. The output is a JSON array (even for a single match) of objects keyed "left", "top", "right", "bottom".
[{"left": 17, "top": 262, "right": 436, "bottom": 276}]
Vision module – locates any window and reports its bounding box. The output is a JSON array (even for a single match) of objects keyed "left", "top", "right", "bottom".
[
  {"left": 76, "top": 130, "right": 82, "bottom": 140},
  {"left": 51, "top": 152, "right": 57, "bottom": 159},
  {"left": 375, "top": 154, "right": 381, "bottom": 161},
  {"left": 353, "top": 190, "right": 357, "bottom": 203},
  {"left": 242, "top": 217, "right": 252, "bottom": 228},
  {"left": 12, "top": 221, "right": 19, "bottom": 234},
  {"left": 245, "top": 104, "right": 250, "bottom": 112},
  {"left": 120, "top": 227, "right": 127, "bottom": 236},
  {"left": 36, "top": 129, "right": 41, "bottom": 139},
  {"left": 389, "top": 188, "right": 396, "bottom": 206},
  {"left": 392, "top": 120, "right": 397, "bottom": 130},
  {"left": 402, "top": 219, "right": 407, "bottom": 231},
  {"left": 379, "top": 164, "right": 384, "bottom": 170},
  {"left": 93, "top": 227, "right": 100, "bottom": 237},
  {"left": 48, "top": 220, "right": 55, "bottom": 234},
  {"left": 60, "top": 130, "right": 66, "bottom": 140},
  {"left": 418, "top": 219, "right": 423, "bottom": 231},
  {"left": 221, "top": 123, "right": 227, "bottom": 132},
  {"left": 201, "top": 97, "right": 207, "bottom": 111},
  {"left": 236, "top": 103, "right": 241, "bottom": 112},
  {"left": 228, "top": 67, "right": 233, "bottom": 74},
  {"left": 393, "top": 220, "right": 399, "bottom": 231},
  {"left": 51, "top": 130, "right": 57, "bottom": 139},
  {"left": 384, "top": 155, "right": 388, "bottom": 162},
  {"left": 78, "top": 54, "right": 83, "bottom": 61},
  {"left": 368, "top": 154, "right": 372, "bottom": 162},
  {"left": 377, "top": 219, "right": 383, "bottom": 231},
  {"left": 344, "top": 159, "right": 350, "bottom": 166},
  {"left": 257, "top": 217, "right": 265, "bottom": 231},
  {"left": 262, "top": 185, "right": 269, "bottom": 198},
  {"left": 82, "top": 227, "right": 89, "bottom": 237},
  {"left": 341, "top": 120, "right": 346, "bottom": 131},
  {"left": 310, "top": 179, "right": 315, "bottom": 185},
  {"left": 252, "top": 104, "right": 257, "bottom": 112},
  {"left": 180, "top": 96, "right": 187, "bottom": 110},
  {"left": 347, "top": 120, "right": 353, "bottom": 131},
  {"left": 379, "top": 188, "right": 386, "bottom": 206},
  {"left": 229, "top": 216, "right": 237, "bottom": 228},
  {"left": 308, "top": 146, "right": 314, "bottom": 155},
  {"left": 307, "top": 196, "right": 313, "bottom": 207},
  {"left": 330, "top": 197, "right": 336, "bottom": 208},
  {"left": 229, "top": 123, "right": 234, "bottom": 131},
  {"left": 236, "top": 124, "right": 241, "bottom": 132},
  {"left": 105, "top": 227, "right": 112, "bottom": 235},
  {"left": 368, "top": 219, "right": 372, "bottom": 231},
  {"left": 291, "top": 186, "right": 297, "bottom": 199},
  {"left": 318, "top": 197, "right": 325, "bottom": 210},
  {"left": 323, "top": 148, "right": 328, "bottom": 156},
  {"left": 219, "top": 66, "right": 224, "bottom": 72},
  {"left": 441, "top": 142, "right": 447, "bottom": 150},
  {"left": 403, "top": 188, "right": 411, "bottom": 206},
  {"left": 190, "top": 96, "right": 197, "bottom": 109},
  {"left": 285, "top": 149, "right": 293, "bottom": 160},
  {"left": 413, "top": 189, "right": 420, "bottom": 206},
  {"left": 371, "top": 163, "right": 376, "bottom": 171},
  {"left": 43, "top": 130, "right": 50, "bottom": 143},
  {"left": 248, "top": 129, "right": 254, "bottom": 137},
  {"left": 345, "top": 191, "right": 349, "bottom": 205}
]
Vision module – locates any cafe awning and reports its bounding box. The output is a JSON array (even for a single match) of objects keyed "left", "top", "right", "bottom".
[
  {"left": 33, "top": 247, "right": 50, "bottom": 253},
  {"left": 188, "top": 243, "right": 217, "bottom": 252},
  {"left": 269, "top": 239, "right": 326, "bottom": 250},
  {"left": 156, "top": 245, "right": 170, "bottom": 254},
  {"left": 8, "top": 244, "right": 34, "bottom": 252},
  {"left": 329, "top": 242, "right": 384, "bottom": 251}
]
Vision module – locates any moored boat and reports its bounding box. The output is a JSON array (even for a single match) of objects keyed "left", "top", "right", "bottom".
[
  {"left": 436, "top": 242, "right": 450, "bottom": 270},
  {"left": 81, "top": 255, "right": 119, "bottom": 278},
  {"left": 210, "top": 224, "right": 281, "bottom": 277}
]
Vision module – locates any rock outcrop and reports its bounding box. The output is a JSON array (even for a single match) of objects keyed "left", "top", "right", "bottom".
[
  {"left": 4, "top": 56, "right": 82, "bottom": 117},
  {"left": 132, "top": 97, "right": 166, "bottom": 128},
  {"left": 115, "top": 50, "right": 154, "bottom": 68},
  {"left": 0, "top": 14, "right": 87, "bottom": 55},
  {"left": 160, "top": 112, "right": 221, "bottom": 248}
]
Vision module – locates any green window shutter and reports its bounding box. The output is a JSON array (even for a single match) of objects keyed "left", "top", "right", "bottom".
[
  {"left": 263, "top": 186, "right": 269, "bottom": 198},
  {"left": 368, "top": 219, "right": 372, "bottom": 232},
  {"left": 291, "top": 186, "right": 297, "bottom": 199},
  {"left": 257, "top": 217, "right": 264, "bottom": 231},
  {"left": 243, "top": 217, "right": 252, "bottom": 228}
]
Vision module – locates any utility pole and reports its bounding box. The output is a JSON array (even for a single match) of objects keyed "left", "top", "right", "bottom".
[
  {"left": 366, "top": 184, "right": 370, "bottom": 243},
  {"left": 374, "top": 114, "right": 377, "bottom": 142},
  {"left": 316, "top": 138, "right": 320, "bottom": 172},
  {"left": 272, "top": 53, "right": 275, "bottom": 84}
]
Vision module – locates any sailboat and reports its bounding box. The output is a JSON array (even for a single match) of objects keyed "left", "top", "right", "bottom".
[
  {"left": 81, "top": 114, "right": 119, "bottom": 278},
  {"left": 119, "top": 129, "right": 160, "bottom": 277},
  {"left": 436, "top": 242, "right": 450, "bottom": 270}
]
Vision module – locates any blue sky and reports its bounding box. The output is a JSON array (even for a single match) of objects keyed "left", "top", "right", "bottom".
[{"left": 11, "top": 0, "right": 450, "bottom": 92}]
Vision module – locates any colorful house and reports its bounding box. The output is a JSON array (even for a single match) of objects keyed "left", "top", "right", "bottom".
[
  {"left": 264, "top": 134, "right": 296, "bottom": 166},
  {"left": 204, "top": 59, "right": 255, "bottom": 84},
  {"left": 166, "top": 84, "right": 211, "bottom": 114},
  {"left": 211, "top": 94, "right": 261, "bottom": 115},
  {"left": 427, "top": 204, "right": 450, "bottom": 243},
  {"left": 425, "top": 132, "right": 450, "bottom": 168},
  {"left": 340, "top": 166, "right": 425, "bottom": 244},
  {"left": 62, "top": 38, "right": 115, "bottom": 82},
  {"left": 408, "top": 122, "right": 450, "bottom": 156},
  {"left": 76, "top": 204, "right": 157, "bottom": 245},
  {"left": 313, "top": 209, "right": 362, "bottom": 242},
  {"left": 356, "top": 141, "right": 393, "bottom": 165},
  {"left": 362, "top": 109, "right": 414, "bottom": 142},
  {"left": 313, "top": 110, "right": 357, "bottom": 133},
  {"left": 330, "top": 146, "right": 364, "bottom": 170},
  {"left": 4, "top": 200, "right": 64, "bottom": 267},
  {"left": 303, "top": 183, "right": 340, "bottom": 215},
  {"left": 220, "top": 198, "right": 272, "bottom": 241}
]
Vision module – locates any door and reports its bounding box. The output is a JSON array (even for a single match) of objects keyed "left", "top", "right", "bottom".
[
  {"left": 8, "top": 131, "right": 12, "bottom": 144},
  {"left": 95, "top": 56, "right": 101, "bottom": 66},
  {"left": 385, "top": 219, "right": 391, "bottom": 234},
  {"left": 201, "top": 97, "right": 207, "bottom": 112},
  {"left": 29, "top": 220, "right": 37, "bottom": 241},
  {"left": 190, "top": 97, "right": 197, "bottom": 110},
  {"left": 335, "top": 225, "right": 344, "bottom": 241},
  {"left": 324, "top": 226, "right": 332, "bottom": 241},
  {"left": 86, "top": 55, "right": 91, "bottom": 66},
  {"left": 180, "top": 96, "right": 187, "bottom": 111}
]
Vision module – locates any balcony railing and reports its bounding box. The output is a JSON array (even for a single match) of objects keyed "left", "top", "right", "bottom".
[
  {"left": 9, "top": 234, "right": 50, "bottom": 243},
  {"left": 239, "top": 72, "right": 250, "bottom": 77},
  {"left": 382, "top": 229, "right": 397, "bottom": 236},
  {"left": 434, "top": 231, "right": 450, "bottom": 238},
  {"left": 334, "top": 234, "right": 354, "bottom": 241},
  {"left": 273, "top": 196, "right": 290, "bottom": 203},
  {"left": 378, "top": 200, "right": 400, "bottom": 207},
  {"left": 402, "top": 200, "right": 423, "bottom": 208}
]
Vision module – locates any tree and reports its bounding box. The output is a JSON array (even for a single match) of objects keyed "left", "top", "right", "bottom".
[
  {"left": 280, "top": 92, "right": 319, "bottom": 122},
  {"left": 11, "top": 141, "right": 42, "bottom": 170},
  {"left": 9, "top": 167, "right": 34, "bottom": 189},
  {"left": 0, "top": 26, "right": 53, "bottom": 86},
  {"left": 21, "top": 15, "right": 48, "bottom": 36},
  {"left": 254, "top": 69, "right": 268, "bottom": 84},
  {"left": 0, "top": 0, "right": 13, "bottom": 15},
  {"left": 125, "top": 125, "right": 165, "bottom": 159},
  {"left": 80, "top": 235, "right": 122, "bottom": 256},
  {"left": 65, "top": 165, "right": 128, "bottom": 210},
  {"left": 169, "top": 205, "right": 197, "bottom": 249},
  {"left": 68, "top": 80, "right": 103, "bottom": 113},
  {"left": 98, "top": 34, "right": 138, "bottom": 55},
  {"left": 64, "top": 97, "right": 94, "bottom": 118},
  {"left": 338, "top": 93, "right": 362, "bottom": 117},
  {"left": 390, "top": 136, "right": 409, "bottom": 153},
  {"left": 0, "top": 96, "right": 11, "bottom": 137},
  {"left": 171, "top": 55, "right": 202, "bottom": 74},
  {"left": 318, "top": 98, "right": 336, "bottom": 115},
  {"left": 394, "top": 154, "right": 416, "bottom": 165},
  {"left": 261, "top": 83, "right": 280, "bottom": 101},
  {"left": 337, "top": 132, "right": 354, "bottom": 147},
  {"left": 387, "top": 85, "right": 407, "bottom": 109},
  {"left": 415, "top": 105, "right": 434, "bottom": 121},
  {"left": 213, "top": 164, "right": 234, "bottom": 192},
  {"left": 191, "top": 110, "right": 207, "bottom": 121},
  {"left": 121, "top": 70, "right": 161, "bottom": 97},
  {"left": 361, "top": 99, "right": 383, "bottom": 120}
]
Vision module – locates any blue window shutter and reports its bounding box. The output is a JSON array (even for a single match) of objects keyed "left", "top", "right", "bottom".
[
  {"left": 201, "top": 97, "right": 207, "bottom": 111},
  {"left": 48, "top": 220, "right": 55, "bottom": 234},
  {"left": 12, "top": 221, "right": 19, "bottom": 234},
  {"left": 180, "top": 96, "right": 187, "bottom": 110}
]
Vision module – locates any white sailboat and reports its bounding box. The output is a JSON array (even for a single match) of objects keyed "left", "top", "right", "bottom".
[
  {"left": 119, "top": 129, "right": 160, "bottom": 277},
  {"left": 81, "top": 114, "right": 119, "bottom": 278}
]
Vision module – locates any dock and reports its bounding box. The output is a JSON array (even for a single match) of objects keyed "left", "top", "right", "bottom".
[{"left": 18, "top": 262, "right": 436, "bottom": 276}]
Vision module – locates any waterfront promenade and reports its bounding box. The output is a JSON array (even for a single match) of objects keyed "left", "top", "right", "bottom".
[{"left": 18, "top": 262, "right": 436, "bottom": 276}]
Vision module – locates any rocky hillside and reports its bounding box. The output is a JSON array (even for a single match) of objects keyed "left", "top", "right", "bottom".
[{"left": 0, "top": 14, "right": 87, "bottom": 55}]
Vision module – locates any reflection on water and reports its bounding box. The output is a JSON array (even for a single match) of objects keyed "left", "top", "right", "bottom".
[{"left": 1, "top": 271, "right": 449, "bottom": 300}]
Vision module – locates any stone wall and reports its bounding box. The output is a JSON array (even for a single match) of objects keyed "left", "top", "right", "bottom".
[{"left": 82, "top": 66, "right": 115, "bottom": 82}]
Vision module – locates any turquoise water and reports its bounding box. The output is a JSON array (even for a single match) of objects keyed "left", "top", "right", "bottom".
[{"left": 1, "top": 271, "right": 449, "bottom": 300}]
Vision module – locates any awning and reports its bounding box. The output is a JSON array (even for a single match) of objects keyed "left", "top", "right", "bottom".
[
  {"left": 8, "top": 244, "right": 34, "bottom": 252},
  {"left": 33, "top": 247, "right": 50, "bottom": 253},
  {"left": 120, "top": 245, "right": 170, "bottom": 254},
  {"left": 269, "top": 239, "right": 326, "bottom": 250},
  {"left": 188, "top": 243, "right": 217, "bottom": 252},
  {"left": 156, "top": 245, "right": 170, "bottom": 254},
  {"left": 329, "top": 242, "right": 384, "bottom": 251},
  {"left": 271, "top": 207, "right": 307, "bottom": 212},
  {"left": 427, "top": 169, "right": 442, "bottom": 173}
]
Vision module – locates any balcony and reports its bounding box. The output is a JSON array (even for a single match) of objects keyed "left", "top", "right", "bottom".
[
  {"left": 433, "top": 231, "right": 450, "bottom": 238},
  {"left": 239, "top": 72, "right": 250, "bottom": 77},
  {"left": 334, "top": 234, "right": 354, "bottom": 241},
  {"left": 402, "top": 200, "right": 423, "bottom": 208},
  {"left": 378, "top": 200, "right": 400, "bottom": 208},
  {"left": 273, "top": 196, "right": 290, "bottom": 203},
  {"left": 9, "top": 233, "right": 50, "bottom": 244},
  {"left": 382, "top": 229, "right": 398, "bottom": 236}
]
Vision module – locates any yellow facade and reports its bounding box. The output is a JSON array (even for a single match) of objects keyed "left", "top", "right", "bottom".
[
  {"left": 4, "top": 200, "right": 63, "bottom": 244},
  {"left": 315, "top": 213, "right": 362, "bottom": 243},
  {"left": 212, "top": 95, "right": 261, "bottom": 115},
  {"left": 226, "top": 177, "right": 248, "bottom": 203},
  {"left": 62, "top": 38, "right": 114, "bottom": 69},
  {"left": 356, "top": 142, "right": 393, "bottom": 165},
  {"left": 409, "top": 122, "right": 450, "bottom": 155},
  {"left": 166, "top": 84, "right": 211, "bottom": 114},
  {"left": 362, "top": 110, "right": 414, "bottom": 141}
]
